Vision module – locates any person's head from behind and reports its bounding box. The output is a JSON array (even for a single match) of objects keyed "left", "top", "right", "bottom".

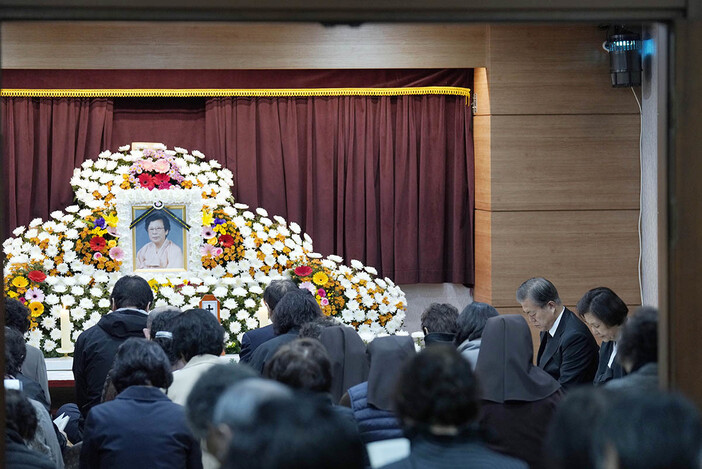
[
  {"left": 516, "top": 277, "right": 562, "bottom": 332},
  {"left": 263, "top": 279, "right": 299, "bottom": 318},
  {"left": 110, "top": 275, "right": 154, "bottom": 312},
  {"left": 272, "top": 289, "right": 322, "bottom": 336},
  {"left": 210, "top": 378, "right": 292, "bottom": 462},
  {"left": 144, "top": 212, "right": 171, "bottom": 247},
  {"left": 4, "top": 326, "right": 27, "bottom": 377},
  {"left": 593, "top": 392, "right": 702, "bottom": 469},
  {"left": 5, "top": 298, "right": 30, "bottom": 334},
  {"left": 616, "top": 306, "right": 658, "bottom": 374},
  {"left": 264, "top": 338, "right": 332, "bottom": 394},
  {"left": 223, "top": 394, "right": 365, "bottom": 469},
  {"left": 5, "top": 389, "right": 38, "bottom": 441},
  {"left": 145, "top": 305, "right": 181, "bottom": 339},
  {"left": 420, "top": 303, "right": 459, "bottom": 336},
  {"left": 171, "top": 308, "right": 225, "bottom": 363},
  {"left": 545, "top": 387, "right": 614, "bottom": 469},
  {"left": 149, "top": 308, "right": 183, "bottom": 368},
  {"left": 576, "top": 287, "right": 628, "bottom": 342},
  {"left": 394, "top": 345, "right": 479, "bottom": 435},
  {"left": 109, "top": 337, "right": 173, "bottom": 393},
  {"left": 185, "top": 363, "right": 257, "bottom": 444},
  {"left": 454, "top": 301, "right": 499, "bottom": 345}
]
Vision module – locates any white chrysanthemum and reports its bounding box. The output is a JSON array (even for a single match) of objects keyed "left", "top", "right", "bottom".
[
  {"left": 244, "top": 298, "right": 256, "bottom": 309},
  {"left": 220, "top": 308, "right": 231, "bottom": 320},
  {"left": 235, "top": 310, "right": 250, "bottom": 321},
  {"left": 245, "top": 317, "right": 259, "bottom": 329},
  {"left": 229, "top": 321, "right": 242, "bottom": 334},
  {"left": 61, "top": 295, "right": 76, "bottom": 307},
  {"left": 180, "top": 285, "right": 196, "bottom": 297},
  {"left": 79, "top": 298, "right": 94, "bottom": 309},
  {"left": 169, "top": 293, "right": 185, "bottom": 307},
  {"left": 42, "top": 315, "right": 57, "bottom": 329},
  {"left": 196, "top": 285, "right": 209, "bottom": 294},
  {"left": 213, "top": 286, "right": 228, "bottom": 298},
  {"left": 44, "top": 340, "right": 57, "bottom": 352},
  {"left": 98, "top": 298, "right": 111, "bottom": 308},
  {"left": 72, "top": 307, "right": 87, "bottom": 321},
  {"left": 71, "top": 286, "right": 84, "bottom": 296}
]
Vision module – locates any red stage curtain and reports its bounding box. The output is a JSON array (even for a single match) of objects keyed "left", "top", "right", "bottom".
[
  {"left": 204, "top": 94, "right": 474, "bottom": 285},
  {"left": 1, "top": 69, "right": 474, "bottom": 285},
  {"left": 1, "top": 97, "right": 113, "bottom": 234}
]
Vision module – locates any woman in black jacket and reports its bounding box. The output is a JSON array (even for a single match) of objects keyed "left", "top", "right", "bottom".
[{"left": 80, "top": 338, "right": 202, "bottom": 469}]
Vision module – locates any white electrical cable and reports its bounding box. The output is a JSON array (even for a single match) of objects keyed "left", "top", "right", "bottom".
[{"left": 634, "top": 88, "right": 644, "bottom": 306}]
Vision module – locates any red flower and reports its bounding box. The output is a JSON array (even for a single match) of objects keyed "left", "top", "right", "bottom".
[
  {"left": 294, "top": 265, "right": 313, "bottom": 277},
  {"left": 138, "top": 173, "right": 155, "bottom": 190},
  {"left": 27, "top": 270, "right": 46, "bottom": 283},
  {"left": 219, "top": 234, "right": 235, "bottom": 247},
  {"left": 153, "top": 173, "right": 170, "bottom": 185},
  {"left": 317, "top": 288, "right": 326, "bottom": 297},
  {"left": 90, "top": 236, "right": 107, "bottom": 251}
]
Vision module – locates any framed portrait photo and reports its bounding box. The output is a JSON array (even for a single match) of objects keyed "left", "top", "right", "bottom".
[{"left": 132, "top": 205, "right": 188, "bottom": 272}]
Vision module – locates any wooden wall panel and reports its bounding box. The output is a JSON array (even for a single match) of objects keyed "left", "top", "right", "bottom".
[
  {"left": 0, "top": 22, "right": 488, "bottom": 69},
  {"left": 488, "top": 114, "right": 641, "bottom": 211},
  {"left": 474, "top": 209, "right": 493, "bottom": 302},
  {"left": 487, "top": 24, "right": 640, "bottom": 115},
  {"left": 481, "top": 209, "right": 640, "bottom": 308},
  {"left": 473, "top": 115, "right": 492, "bottom": 211}
]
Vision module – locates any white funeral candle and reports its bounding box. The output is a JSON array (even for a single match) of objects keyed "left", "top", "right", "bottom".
[{"left": 60, "top": 306, "right": 71, "bottom": 351}]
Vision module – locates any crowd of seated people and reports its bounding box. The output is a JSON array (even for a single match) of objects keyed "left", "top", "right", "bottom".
[{"left": 5, "top": 274, "right": 701, "bottom": 469}]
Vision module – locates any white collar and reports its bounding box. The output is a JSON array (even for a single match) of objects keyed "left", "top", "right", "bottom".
[
  {"left": 548, "top": 307, "right": 566, "bottom": 337},
  {"left": 113, "top": 307, "right": 149, "bottom": 316}
]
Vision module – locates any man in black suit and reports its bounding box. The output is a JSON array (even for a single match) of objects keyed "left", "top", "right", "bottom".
[
  {"left": 238, "top": 278, "right": 299, "bottom": 363},
  {"left": 517, "top": 277, "right": 598, "bottom": 389}
]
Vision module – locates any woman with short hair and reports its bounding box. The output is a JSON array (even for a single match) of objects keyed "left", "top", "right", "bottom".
[
  {"left": 576, "top": 287, "right": 629, "bottom": 385},
  {"left": 80, "top": 338, "right": 202, "bottom": 469},
  {"left": 454, "top": 302, "right": 499, "bottom": 370}
]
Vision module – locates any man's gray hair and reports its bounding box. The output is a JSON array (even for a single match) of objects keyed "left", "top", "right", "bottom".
[
  {"left": 516, "top": 277, "right": 561, "bottom": 307},
  {"left": 147, "top": 306, "right": 181, "bottom": 329},
  {"left": 213, "top": 378, "right": 293, "bottom": 428}
]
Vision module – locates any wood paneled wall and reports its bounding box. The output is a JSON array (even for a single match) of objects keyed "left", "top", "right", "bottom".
[
  {"left": 473, "top": 25, "right": 641, "bottom": 312},
  {"left": 1, "top": 21, "right": 641, "bottom": 314}
]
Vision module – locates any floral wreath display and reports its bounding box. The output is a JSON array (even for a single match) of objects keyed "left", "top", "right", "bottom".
[{"left": 3, "top": 144, "right": 406, "bottom": 357}]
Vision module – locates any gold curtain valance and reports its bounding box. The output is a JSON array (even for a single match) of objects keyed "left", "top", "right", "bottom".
[{"left": 0, "top": 86, "right": 470, "bottom": 99}]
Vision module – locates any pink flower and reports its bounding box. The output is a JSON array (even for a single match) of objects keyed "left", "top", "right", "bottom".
[
  {"left": 320, "top": 298, "right": 330, "bottom": 306},
  {"left": 109, "top": 247, "right": 125, "bottom": 261},
  {"left": 202, "top": 226, "right": 215, "bottom": 239},
  {"left": 93, "top": 252, "right": 103, "bottom": 260},
  {"left": 24, "top": 287, "right": 45, "bottom": 303},
  {"left": 153, "top": 159, "right": 171, "bottom": 173},
  {"left": 213, "top": 247, "right": 224, "bottom": 257},
  {"left": 299, "top": 281, "right": 316, "bottom": 294},
  {"left": 201, "top": 244, "right": 216, "bottom": 257},
  {"left": 106, "top": 226, "right": 119, "bottom": 237},
  {"left": 317, "top": 288, "right": 326, "bottom": 297},
  {"left": 140, "top": 160, "right": 155, "bottom": 171}
]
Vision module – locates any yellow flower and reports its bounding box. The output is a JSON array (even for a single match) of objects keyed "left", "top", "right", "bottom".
[
  {"left": 312, "top": 272, "right": 329, "bottom": 286},
  {"left": 208, "top": 237, "right": 218, "bottom": 245},
  {"left": 28, "top": 301, "right": 44, "bottom": 317},
  {"left": 11, "top": 276, "right": 29, "bottom": 288},
  {"left": 108, "top": 240, "right": 117, "bottom": 248},
  {"left": 104, "top": 213, "right": 119, "bottom": 227},
  {"left": 202, "top": 210, "right": 214, "bottom": 226},
  {"left": 92, "top": 227, "right": 107, "bottom": 236},
  {"left": 30, "top": 320, "right": 38, "bottom": 330},
  {"left": 213, "top": 224, "right": 227, "bottom": 234},
  {"left": 6, "top": 290, "right": 19, "bottom": 298},
  {"left": 148, "top": 279, "right": 160, "bottom": 290}
]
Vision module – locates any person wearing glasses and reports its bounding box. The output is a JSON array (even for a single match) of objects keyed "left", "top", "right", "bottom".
[
  {"left": 516, "top": 277, "right": 598, "bottom": 390},
  {"left": 137, "top": 212, "right": 184, "bottom": 269}
]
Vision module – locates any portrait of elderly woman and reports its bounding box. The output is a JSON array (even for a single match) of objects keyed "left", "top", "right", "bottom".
[{"left": 135, "top": 211, "right": 185, "bottom": 269}]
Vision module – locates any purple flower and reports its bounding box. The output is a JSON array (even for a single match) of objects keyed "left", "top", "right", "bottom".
[
  {"left": 214, "top": 218, "right": 226, "bottom": 225},
  {"left": 94, "top": 217, "right": 106, "bottom": 228}
]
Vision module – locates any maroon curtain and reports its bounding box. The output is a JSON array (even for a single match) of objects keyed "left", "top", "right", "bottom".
[
  {"left": 1, "top": 97, "right": 113, "bottom": 234},
  {"left": 205, "top": 94, "right": 474, "bottom": 285}
]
